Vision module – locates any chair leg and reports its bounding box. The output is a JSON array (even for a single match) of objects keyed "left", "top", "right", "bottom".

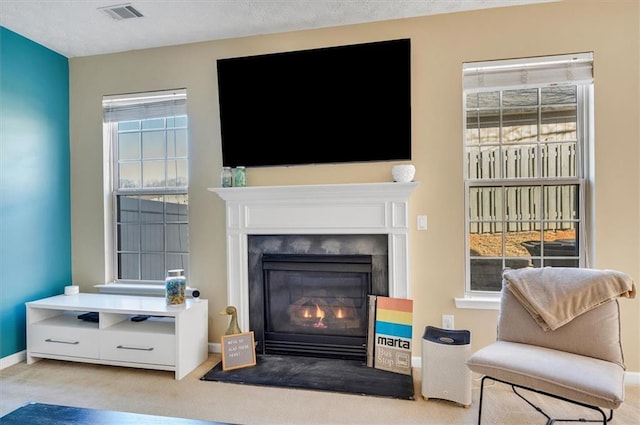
[
  {"left": 512, "top": 385, "right": 553, "bottom": 424},
  {"left": 477, "top": 375, "right": 488, "bottom": 425},
  {"left": 511, "top": 385, "right": 612, "bottom": 424},
  {"left": 481, "top": 376, "right": 614, "bottom": 424}
]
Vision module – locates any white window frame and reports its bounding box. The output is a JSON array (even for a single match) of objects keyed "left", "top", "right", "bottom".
[
  {"left": 102, "top": 89, "right": 189, "bottom": 286},
  {"left": 461, "top": 54, "right": 594, "bottom": 300}
]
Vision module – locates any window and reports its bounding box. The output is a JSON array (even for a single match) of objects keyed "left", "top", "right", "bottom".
[
  {"left": 463, "top": 54, "right": 593, "bottom": 293},
  {"left": 103, "top": 89, "right": 188, "bottom": 283}
]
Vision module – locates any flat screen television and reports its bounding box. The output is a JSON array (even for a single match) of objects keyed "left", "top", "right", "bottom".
[{"left": 216, "top": 38, "right": 411, "bottom": 168}]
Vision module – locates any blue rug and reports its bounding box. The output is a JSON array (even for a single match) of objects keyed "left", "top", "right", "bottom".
[{"left": 0, "top": 402, "right": 230, "bottom": 425}]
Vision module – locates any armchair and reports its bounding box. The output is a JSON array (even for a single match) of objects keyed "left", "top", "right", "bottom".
[{"left": 466, "top": 267, "right": 636, "bottom": 424}]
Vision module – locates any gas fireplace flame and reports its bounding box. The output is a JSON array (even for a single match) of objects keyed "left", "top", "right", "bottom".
[
  {"left": 313, "top": 304, "right": 327, "bottom": 328},
  {"left": 295, "top": 301, "right": 349, "bottom": 328}
]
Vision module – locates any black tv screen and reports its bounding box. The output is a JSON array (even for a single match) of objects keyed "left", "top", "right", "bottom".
[{"left": 216, "top": 38, "right": 411, "bottom": 168}]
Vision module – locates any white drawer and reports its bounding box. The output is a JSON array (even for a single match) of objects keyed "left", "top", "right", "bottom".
[
  {"left": 29, "top": 325, "right": 99, "bottom": 359},
  {"left": 100, "top": 331, "right": 175, "bottom": 366}
]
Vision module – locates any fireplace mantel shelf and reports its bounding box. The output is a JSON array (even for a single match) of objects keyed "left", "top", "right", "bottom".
[
  {"left": 208, "top": 181, "right": 418, "bottom": 202},
  {"left": 209, "top": 181, "right": 418, "bottom": 331}
]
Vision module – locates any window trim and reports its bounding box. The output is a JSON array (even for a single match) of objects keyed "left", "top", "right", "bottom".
[
  {"left": 462, "top": 56, "right": 594, "bottom": 299},
  {"left": 102, "top": 90, "right": 189, "bottom": 286}
]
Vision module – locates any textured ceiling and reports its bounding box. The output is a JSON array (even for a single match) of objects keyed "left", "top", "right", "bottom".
[{"left": 0, "top": 0, "right": 554, "bottom": 58}]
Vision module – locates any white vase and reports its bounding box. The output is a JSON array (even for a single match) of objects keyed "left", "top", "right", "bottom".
[{"left": 392, "top": 164, "right": 415, "bottom": 182}]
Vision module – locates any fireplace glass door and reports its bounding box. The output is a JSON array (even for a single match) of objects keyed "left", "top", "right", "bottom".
[{"left": 262, "top": 254, "right": 371, "bottom": 360}]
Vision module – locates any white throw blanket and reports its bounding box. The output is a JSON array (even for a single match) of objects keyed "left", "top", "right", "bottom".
[{"left": 503, "top": 267, "right": 636, "bottom": 331}]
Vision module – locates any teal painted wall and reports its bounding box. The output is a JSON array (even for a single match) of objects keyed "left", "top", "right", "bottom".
[{"left": 0, "top": 27, "right": 71, "bottom": 358}]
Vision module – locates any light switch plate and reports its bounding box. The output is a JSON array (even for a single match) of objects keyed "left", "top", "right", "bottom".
[{"left": 417, "top": 215, "right": 427, "bottom": 230}]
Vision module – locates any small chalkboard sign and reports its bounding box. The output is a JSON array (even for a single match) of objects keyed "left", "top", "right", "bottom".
[{"left": 221, "top": 331, "right": 256, "bottom": 371}]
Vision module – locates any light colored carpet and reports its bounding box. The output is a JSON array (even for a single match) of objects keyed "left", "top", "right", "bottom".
[{"left": 1, "top": 355, "right": 639, "bottom": 425}]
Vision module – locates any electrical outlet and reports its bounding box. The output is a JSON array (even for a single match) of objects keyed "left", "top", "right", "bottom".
[{"left": 442, "top": 314, "right": 454, "bottom": 330}]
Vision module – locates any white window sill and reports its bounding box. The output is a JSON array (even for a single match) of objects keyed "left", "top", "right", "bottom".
[
  {"left": 454, "top": 296, "right": 500, "bottom": 310},
  {"left": 95, "top": 283, "right": 198, "bottom": 298}
]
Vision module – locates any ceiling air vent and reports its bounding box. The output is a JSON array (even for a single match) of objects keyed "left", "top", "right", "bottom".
[{"left": 99, "top": 3, "right": 144, "bottom": 20}]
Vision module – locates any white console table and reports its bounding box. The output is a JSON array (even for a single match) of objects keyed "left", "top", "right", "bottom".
[{"left": 26, "top": 293, "right": 208, "bottom": 380}]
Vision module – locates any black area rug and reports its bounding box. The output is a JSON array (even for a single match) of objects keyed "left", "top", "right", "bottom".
[{"left": 201, "top": 354, "right": 415, "bottom": 400}]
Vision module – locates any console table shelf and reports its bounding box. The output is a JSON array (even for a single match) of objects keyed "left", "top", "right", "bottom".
[{"left": 26, "top": 293, "right": 208, "bottom": 380}]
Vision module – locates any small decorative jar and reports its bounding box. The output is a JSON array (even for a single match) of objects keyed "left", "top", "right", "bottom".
[
  {"left": 233, "top": 166, "right": 246, "bottom": 187},
  {"left": 392, "top": 164, "right": 416, "bottom": 183},
  {"left": 165, "top": 269, "right": 186, "bottom": 306},
  {"left": 221, "top": 167, "right": 233, "bottom": 187}
]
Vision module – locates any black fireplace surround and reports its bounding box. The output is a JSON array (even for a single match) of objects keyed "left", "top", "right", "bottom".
[{"left": 248, "top": 234, "right": 389, "bottom": 362}]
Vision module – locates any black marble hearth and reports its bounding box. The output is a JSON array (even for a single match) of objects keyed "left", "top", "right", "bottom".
[{"left": 201, "top": 355, "right": 415, "bottom": 400}]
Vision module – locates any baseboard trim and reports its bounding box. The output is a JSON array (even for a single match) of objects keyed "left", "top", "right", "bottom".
[
  {"left": 412, "top": 356, "right": 640, "bottom": 387},
  {"left": 0, "top": 350, "right": 26, "bottom": 369},
  {"left": 4, "top": 348, "right": 639, "bottom": 387},
  {"left": 625, "top": 371, "right": 640, "bottom": 386}
]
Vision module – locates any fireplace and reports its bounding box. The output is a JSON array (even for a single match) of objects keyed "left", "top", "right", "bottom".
[
  {"left": 247, "top": 232, "right": 389, "bottom": 361},
  {"left": 210, "top": 182, "right": 418, "bottom": 358},
  {"left": 261, "top": 254, "right": 371, "bottom": 360}
]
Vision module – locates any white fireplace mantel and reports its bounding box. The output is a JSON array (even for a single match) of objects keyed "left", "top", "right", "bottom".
[{"left": 209, "top": 182, "right": 418, "bottom": 330}]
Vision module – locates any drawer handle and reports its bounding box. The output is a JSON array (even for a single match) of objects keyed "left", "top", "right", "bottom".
[
  {"left": 45, "top": 338, "right": 79, "bottom": 345},
  {"left": 116, "top": 345, "right": 154, "bottom": 352}
]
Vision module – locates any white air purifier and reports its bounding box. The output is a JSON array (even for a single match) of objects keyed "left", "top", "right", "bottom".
[{"left": 421, "top": 326, "right": 472, "bottom": 407}]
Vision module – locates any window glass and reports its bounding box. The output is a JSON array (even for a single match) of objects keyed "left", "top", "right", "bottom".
[
  {"left": 104, "top": 90, "right": 189, "bottom": 283},
  {"left": 463, "top": 54, "right": 591, "bottom": 293}
]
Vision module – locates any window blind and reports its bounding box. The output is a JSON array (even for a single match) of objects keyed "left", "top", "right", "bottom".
[
  {"left": 103, "top": 88, "right": 187, "bottom": 122},
  {"left": 463, "top": 52, "right": 593, "bottom": 91}
]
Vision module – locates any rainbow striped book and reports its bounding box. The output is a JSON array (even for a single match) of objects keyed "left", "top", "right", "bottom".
[{"left": 372, "top": 296, "right": 413, "bottom": 375}]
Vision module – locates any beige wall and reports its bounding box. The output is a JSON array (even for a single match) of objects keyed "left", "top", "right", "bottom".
[{"left": 70, "top": 0, "right": 640, "bottom": 371}]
